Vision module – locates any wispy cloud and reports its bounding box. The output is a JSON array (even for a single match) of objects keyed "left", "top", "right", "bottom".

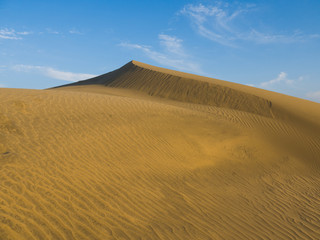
[
  {"left": 39, "top": 28, "right": 84, "bottom": 35},
  {"left": 158, "top": 34, "right": 186, "bottom": 56},
  {"left": 260, "top": 72, "right": 293, "bottom": 87},
  {"left": 180, "top": 3, "right": 319, "bottom": 46},
  {"left": 306, "top": 91, "right": 320, "bottom": 102},
  {"left": 180, "top": 3, "right": 244, "bottom": 46},
  {"left": 257, "top": 72, "right": 304, "bottom": 92},
  {"left": 120, "top": 34, "right": 202, "bottom": 74},
  {"left": 12, "top": 65, "right": 96, "bottom": 82},
  {"left": 46, "top": 28, "right": 60, "bottom": 35},
  {"left": 0, "top": 28, "right": 32, "bottom": 40},
  {"left": 246, "top": 30, "right": 319, "bottom": 44},
  {"left": 69, "top": 29, "right": 83, "bottom": 35}
]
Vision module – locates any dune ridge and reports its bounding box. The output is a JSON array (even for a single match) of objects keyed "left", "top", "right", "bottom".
[
  {"left": 58, "top": 61, "right": 273, "bottom": 118},
  {"left": 1, "top": 61, "right": 320, "bottom": 239}
]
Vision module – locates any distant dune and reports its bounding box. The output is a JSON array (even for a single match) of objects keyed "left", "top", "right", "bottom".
[{"left": 1, "top": 61, "right": 320, "bottom": 239}]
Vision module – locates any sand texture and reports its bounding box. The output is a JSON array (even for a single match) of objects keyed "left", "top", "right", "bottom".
[{"left": 1, "top": 61, "right": 320, "bottom": 239}]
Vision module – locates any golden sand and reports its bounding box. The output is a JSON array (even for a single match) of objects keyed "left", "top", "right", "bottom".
[{"left": 1, "top": 61, "right": 320, "bottom": 239}]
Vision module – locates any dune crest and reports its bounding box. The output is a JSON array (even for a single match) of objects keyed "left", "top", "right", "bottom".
[
  {"left": 1, "top": 61, "right": 320, "bottom": 239},
  {"left": 58, "top": 60, "right": 273, "bottom": 117}
]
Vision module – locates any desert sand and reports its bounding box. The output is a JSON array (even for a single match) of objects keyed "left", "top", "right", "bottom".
[{"left": 1, "top": 60, "right": 320, "bottom": 239}]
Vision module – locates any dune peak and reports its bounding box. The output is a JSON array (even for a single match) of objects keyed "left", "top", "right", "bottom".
[{"left": 55, "top": 61, "right": 275, "bottom": 117}]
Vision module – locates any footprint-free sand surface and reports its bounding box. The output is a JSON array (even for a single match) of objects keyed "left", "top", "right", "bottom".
[{"left": 1, "top": 61, "right": 320, "bottom": 239}]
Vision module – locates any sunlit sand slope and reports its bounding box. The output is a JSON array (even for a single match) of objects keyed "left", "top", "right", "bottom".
[{"left": 1, "top": 61, "right": 320, "bottom": 239}]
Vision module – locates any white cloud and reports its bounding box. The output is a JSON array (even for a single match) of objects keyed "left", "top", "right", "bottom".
[
  {"left": 180, "top": 3, "right": 237, "bottom": 46},
  {"left": 69, "top": 29, "right": 82, "bottom": 35},
  {"left": 180, "top": 3, "right": 318, "bottom": 46},
  {"left": 12, "top": 65, "right": 96, "bottom": 82},
  {"left": 46, "top": 28, "right": 60, "bottom": 34},
  {"left": 306, "top": 91, "right": 320, "bottom": 102},
  {"left": 158, "top": 34, "right": 185, "bottom": 56},
  {"left": 0, "top": 28, "right": 31, "bottom": 40},
  {"left": 0, "top": 28, "right": 20, "bottom": 40},
  {"left": 17, "top": 31, "right": 32, "bottom": 36},
  {"left": 247, "top": 29, "right": 314, "bottom": 44},
  {"left": 0, "top": 83, "right": 6, "bottom": 88},
  {"left": 120, "top": 34, "right": 203, "bottom": 74},
  {"left": 260, "top": 72, "right": 294, "bottom": 87},
  {"left": 259, "top": 72, "right": 305, "bottom": 92}
]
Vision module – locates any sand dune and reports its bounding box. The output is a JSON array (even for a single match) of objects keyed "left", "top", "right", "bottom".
[{"left": 1, "top": 61, "right": 320, "bottom": 239}]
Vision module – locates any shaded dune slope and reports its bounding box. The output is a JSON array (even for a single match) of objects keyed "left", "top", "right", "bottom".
[
  {"left": 1, "top": 61, "right": 320, "bottom": 239},
  {"left": 58, "top": 61, "right": 273, "bottom": 117}
]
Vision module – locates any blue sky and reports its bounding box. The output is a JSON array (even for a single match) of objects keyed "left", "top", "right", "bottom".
[{"left": 1, "top": 0, "right": 320, "bottom": 102}]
